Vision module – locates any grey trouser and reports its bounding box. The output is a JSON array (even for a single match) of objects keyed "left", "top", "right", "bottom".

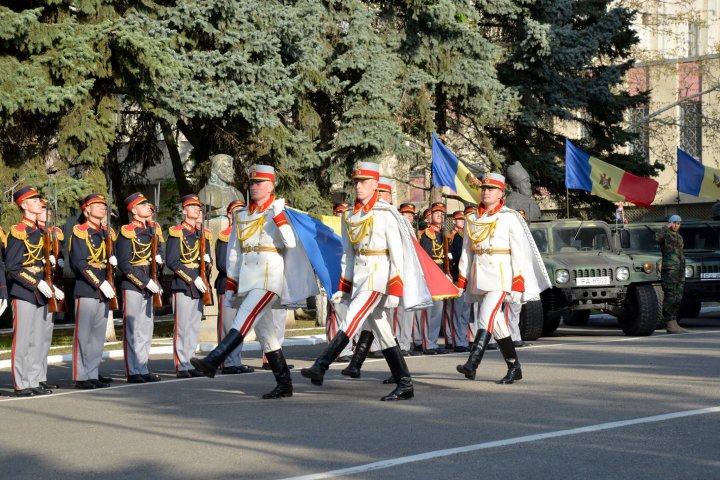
[
  {"left": 420, "top": 300, "right": 444, "bottom": 350},
  {"left": 73, "top": 297, "right": 110, "bottom": 381},
  {"left": 412, "top": 309, "right": 425, "bottom": 348},
  {"left": 33, "top": 310, "right": 54, "bottom": 384},
  {"left": 11, "top": 299, "right": 47, "bottom": 391},
  {"left": 392, "top": 305, "right": 414, "bottom": 352},
  {"left": 450, "top": 295, "right": 472, "bottom": 348},
  {"left": 218, "top": 293, "right": 244, "bottom": 367},
  {"left": 173, "top": 292, "right": 202, "bottom": 372},
  {"left": 123, "top": 289, "right": 154, "bottom": 376}
]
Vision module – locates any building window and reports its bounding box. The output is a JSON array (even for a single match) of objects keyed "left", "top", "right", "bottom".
[
  {"left": 688, "top": 22, "right": 699, "bottom": 57},
  {"left": 679, "top": 101, "right": 702, "bottom": 158},
  {"left": 628, "top": 105, "right": 650, "bottom": 163}
]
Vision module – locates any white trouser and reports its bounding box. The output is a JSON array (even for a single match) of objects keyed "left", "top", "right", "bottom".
[
  {"left": 340, "top": 291, "right": 396, "bottom": 351},
  {"left": 327, "top": 300, "right": 357, "bottom": 357},
  {"left": 473, "top": 291, "right": 511, "bottom": 340},
  {"left": 232, "top": 289, "right": 281, "bottom": 353}
]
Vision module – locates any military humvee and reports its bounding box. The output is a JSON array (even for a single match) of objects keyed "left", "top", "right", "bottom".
[
  {"left": 615, "top": 220, "right": 720, "bottom": 321},
  {"left": 528, "top": 220, "right": 660, "bottom": 336}
]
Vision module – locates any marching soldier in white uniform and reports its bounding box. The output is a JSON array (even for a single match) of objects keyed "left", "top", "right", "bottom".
[
  {"left": 325, "top": 202, "right": 354, "bottom": 362},
  {"left": 215, "top": 199, "right": 254, "bottom": 374},
  {"left": 456, "top": 173, "right": 549, "bottom": 383},
  {"left": 192, "top": 165, "right": 297, "bottom": 399},
  {"left": 301, "top": 162, "right": 413, "bottom": 401}
]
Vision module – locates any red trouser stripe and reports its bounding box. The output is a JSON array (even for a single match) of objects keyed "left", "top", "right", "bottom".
[
  {"left": 173, "top": 293, "right": 179, "bottom": 371},
  {"left": 11, "top": 299, "right": 18, "bottom": 390},
  {"left": 346, "top": 291, "right": 380, "bottom": 338},
  {"left": 486, "top": 292, "right": 507, "bottom": 334},
  {"left": 239, "top": 291, "right": 276, "bottom": 337},
  {"left": 123, "top": 290, "right": 130, "bottom": 376},
  {"left": 73, "top": 298, "right": 81, "bottom": 380}
]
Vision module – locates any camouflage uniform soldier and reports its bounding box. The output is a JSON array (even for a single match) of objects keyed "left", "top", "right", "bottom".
[{"left": 655, "top": 215, "right": 689, "bottom": 334}]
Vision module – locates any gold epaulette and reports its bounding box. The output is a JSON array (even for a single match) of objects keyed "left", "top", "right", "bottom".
[
  {"left": 121, "top": 224, "right": 137, "bottom": 239},
  {"left": 168, "top": 225, "right": 184, "bottom": 238},
  {"left": 11, "top": 223, "right": 30, "bottom": 241},
  {"left": 218, "top": 226, "right": 231, "bottom": 243},
  {"left": 204, "top": 230, "right": 212, "bottom": 242},
  {"left": 155, "top": 227, "right": 165, "bottom": 244},
  {"left": 51, "top": 226, "right": 64, "bottom": 241},
  {"left": 0, "top": 228, "right": 6, "bottom": 247},
  {"left": 108, "top": 227, "right": 117, "bottom": 241},
  {"left": 73, "top": 224, "right": 89, "bottom": 240}
]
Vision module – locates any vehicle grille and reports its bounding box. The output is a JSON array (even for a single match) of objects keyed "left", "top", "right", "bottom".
[
  {"left": 697, "top": 264, "right": 720, "bottom": 275},
  {"left": 572, "top": 268, "right": 613, "bottom": 280}
]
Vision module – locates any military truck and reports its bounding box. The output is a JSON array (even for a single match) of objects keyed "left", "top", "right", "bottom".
[
  {"left": 528, "top": 220, "right": 660, "bottom": 336},
  {"left": 615, "top": 220, "right": 720, "bottom": 320}
]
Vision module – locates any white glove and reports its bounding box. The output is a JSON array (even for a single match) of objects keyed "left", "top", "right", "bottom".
[
  {"left": 43, "top": 255, "right": 57, "bottom": 267},
  {"left": 146, "top": 279, "right": 160, "bottom": 294},
  {"left": 0, "top": 299, "right": 7, "bottom": 317},
  {"left": 58, "top": 258, "right": 65, "bottom": 269},
  {"left": 272, "top": 198, "right": 285, "bottom": 217},
  {"left": 448, "top": 252, "right": 453, "bottom": 260},
  {"left": 194, "top": 276, "right": 208, "bottom": 294},
  {"left": 203, "top": 253, "right": 211, "bottom": 263},
  {"left": 108, "top": 256, "right": 118, "bottom": 267},
  {"left": 385, "top": 295, "right": 400, "bottom": 309},
  {"left": 53, "top": 287, "right": 65, "bottom": 301},
  {"left": 37, "top": 280, "right": 54, "bottom": 298},
  {"left": 331, "top": 291, "right": 348, "bottom": 304},
  {"left": 155, "top": 254, "right": 163, "bottom": 265},
  {"left": 508, "top": 291, "right": 522, "bottom": 304},
  {"left": 457, "top": 288, "right": 464, "bottom": 297},
  {"left": 99, "top": 280, "right": 116, "bottom": 299}
]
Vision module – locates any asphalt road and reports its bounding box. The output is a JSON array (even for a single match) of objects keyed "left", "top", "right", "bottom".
[{"left": 1, "top": 312, "right": 719, "bottom": 480}]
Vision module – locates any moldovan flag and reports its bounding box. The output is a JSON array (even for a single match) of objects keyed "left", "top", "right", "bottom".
[
  {"left": 565, "top": 139, "right": 658, "bottom": 207},
  {"left": 431, "top": 133, "right": 482, "bottom": 204},
  {"left": 677, "top": 148, "right": 720, "bottom": 200}
]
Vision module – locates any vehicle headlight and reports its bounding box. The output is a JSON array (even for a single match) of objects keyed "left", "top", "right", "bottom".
[
  {"left": 555, "top": 269, "right": 570, "bottom": 284},
  {"left": 616, "top": 267, "right": 630, "bottom": 281},
  {"left": 685, "top": 266, "right": 694, "bottom": 278},
  {"left": 642, "top": 263, "right": 654, "bottom": 273}
]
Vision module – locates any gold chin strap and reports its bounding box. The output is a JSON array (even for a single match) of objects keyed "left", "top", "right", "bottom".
[
  {"left": 467, "top": 218, "right": 497, "bottom": 247},
  {"left": 346, "top": 215, "right": 374, "bottom": 245},
  {"left": 236, "top": 215, "right": 266, "bottom": 245}
]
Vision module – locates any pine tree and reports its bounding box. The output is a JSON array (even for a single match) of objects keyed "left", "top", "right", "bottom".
[{"left": 481, "top": 0, "right": 657, "bottom": 214}]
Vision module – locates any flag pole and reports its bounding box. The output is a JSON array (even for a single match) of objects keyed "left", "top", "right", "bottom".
[{"left": 566, "top": 188, "right": 570, "bottom": 218}]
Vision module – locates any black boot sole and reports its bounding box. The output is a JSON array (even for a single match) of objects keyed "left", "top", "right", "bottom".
[
  {"left": 262, "top": 390, "right": 293, "bottom": 399},
  {"left": 300, "top": 367, "right": 325, "bottom": 382},
  {"left": 456, "top": 364, "right": 476, "bottom": 380},
  {"left": 190, "top": 358, "right": 217, "bottom": 378},
  {"left": 498, "top": 370, "right": 522, "bottom": 384},
  {"left": 381, "top": 391, "right": 414, "bottom": 401},
  {"left": 341, "top": 368, "right": 360, "bottom": 378}
]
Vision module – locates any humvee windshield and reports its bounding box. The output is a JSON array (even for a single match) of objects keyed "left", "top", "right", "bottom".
[
  {"left": 531, "top": 229, "right": 548, "bottom": 253},
  {"left": 680, "top": 224, "right": 720, "bottom": 250},
  {"left": 551, "top": 224, "right": 611, "bottom": 253},
  {"left": 625, "top": 226, "right": 660, "bottom": 252}
]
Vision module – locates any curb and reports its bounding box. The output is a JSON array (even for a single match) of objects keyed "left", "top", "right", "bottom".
[{"left": 0, "top": 334, "right": 328, "bottom": 371}]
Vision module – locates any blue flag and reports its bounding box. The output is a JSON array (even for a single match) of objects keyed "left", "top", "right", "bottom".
[{"left": 284, "top": 207, "right": 343, "bottom": 296}]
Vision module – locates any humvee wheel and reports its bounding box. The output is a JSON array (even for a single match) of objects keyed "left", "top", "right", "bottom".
[
  {"left": 619, "top": 284, "right": 658, "bottom": 336},
  {"left": 519, "top": 300, "right": 543, "bottom": 341}
]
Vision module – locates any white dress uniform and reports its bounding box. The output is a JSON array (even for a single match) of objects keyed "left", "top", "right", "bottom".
[
  {"left": 301, "top": 162, "right": 414, "bottom": 401},
  {"left": 456, "top": 172, "right": 549, "bottom": 384}
]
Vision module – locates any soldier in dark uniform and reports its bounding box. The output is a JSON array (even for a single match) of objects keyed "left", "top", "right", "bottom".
[
  {"left": 36, "top": 198, "right": 64, "bottom": 390},
  {"left": 166, "top": 194, "right": 212, "bottom": 377},
  {"left": 6, "top": 186, "right": 65, "bottom": 396},
  {"left": 448, "top": 209, "right": 472, "bottom": 352},
  {"left": 116, "top": 192, "right": 164, "bottom": 383},
  {"left": 656, "top": 214, "right": 689, "bottom": 334},
  {"left": 418, "top": 202, "right": 447, "bottom": 354},
  {"left": 69, "top": 193, "right": 118, "bottom": 389},
  {"left": 215, "top": 199, "right": 254, "bottom": 374}
]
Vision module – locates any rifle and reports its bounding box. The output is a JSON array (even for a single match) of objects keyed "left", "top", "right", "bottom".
[
  {"left": 150, "top": 183, "right": 162, "bottom": 308},
  {"left": 44, "top": 177, "right": 60, "bottom": 313},
  {"left": 198, "top": 198, "right": 213, "bottom": 306},
  {"left": 442, "top": 198, "right": 451, "bottom": 275},
  {"left": 51, "top": 180, "right": 66, "bottom": 312},
  {"left": 105, "top": 174, "right": 119, "bottom": 310}
]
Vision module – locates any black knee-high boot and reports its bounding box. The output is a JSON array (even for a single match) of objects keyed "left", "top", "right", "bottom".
[
  {"left": 191, "top": 329, "right": 244, "bottom": 378},
  {"left": 341, "top": 330, "right": 374, "bottom": 378},
  {"left": 496, "top": 336, "right": 522, "bottom": 384},
  {"left": 300, "top": 331, "right": 350, "bottom": 386},
  {"left": 262, "top": 349, "right": 293, "bottom": 399},
  {"left": 455, "top": 329, "right": 491, "bottom": 380},
  {"left": 380, "top": 344, "right": 414, "bottom": 401}
]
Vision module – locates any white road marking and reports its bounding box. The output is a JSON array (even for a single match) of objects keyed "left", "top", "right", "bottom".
[{"left": 279, "top": 406, "right": 720, "bottom": 480}]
